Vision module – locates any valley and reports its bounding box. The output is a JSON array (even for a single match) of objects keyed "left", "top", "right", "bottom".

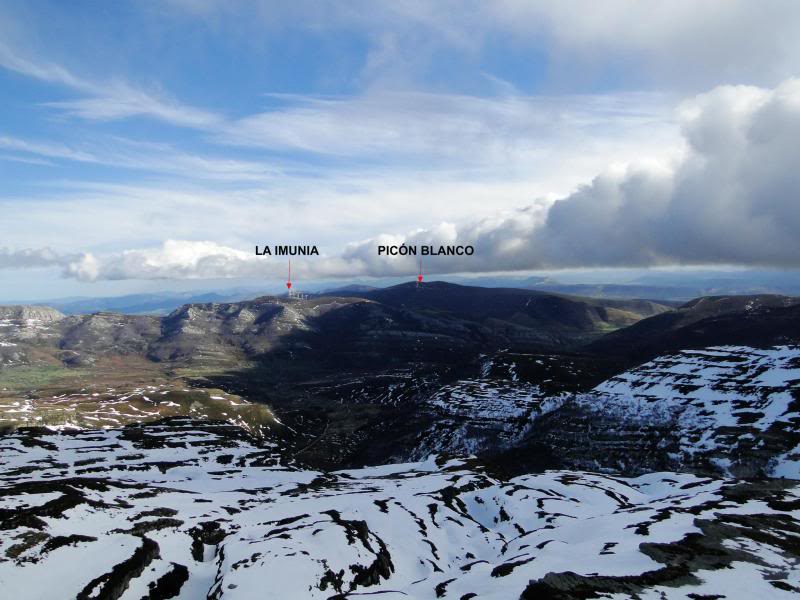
[{"left": 1, "top": 283, "right": 799, "bottom": 599}]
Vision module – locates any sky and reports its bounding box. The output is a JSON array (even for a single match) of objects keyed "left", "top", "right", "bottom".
[{"left": 2, "top": 0, "right": 800, "bottom": 299}]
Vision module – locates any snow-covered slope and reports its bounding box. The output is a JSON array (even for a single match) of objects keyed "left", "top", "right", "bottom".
[
  {"left": 1, "top": 419, "right": 798, "bottom": 599},
  {"left": 412, "top": 377, "right": 567, "bottom": 459},
  {"left": 413, "top": 345, "right": 800, "bottom": 481},
  {"left": 408, "top": 353, "right": 584, "bottom": 459},
  {"left": 562, "top": 345, "right": 800, "bottom": 477}
]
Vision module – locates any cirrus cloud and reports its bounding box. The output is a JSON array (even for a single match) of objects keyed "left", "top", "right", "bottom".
[{"left": 4, "top": 79, "right": 800, "bottom": 282}]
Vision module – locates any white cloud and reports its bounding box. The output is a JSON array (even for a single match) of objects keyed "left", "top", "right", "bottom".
[
  {"left": 76, "top": 241, "right": 258, "bottom": 281},
  {"left": 0, "top": 87, "right": 682, "bottom": 258},
  {"left": 0, "top": 136, "right": 97, "bottom": 163},
  {"left": 56, "top": 240, "right": 354, "bottom": 282},
  {"left": 0, "top": 41, "right": 221, "bottom": 128},
  {"left": 168, "top": 0, "right": 800, "bottom": 90},
  {"left": 3, "top": 5, "right": 800, "bottom": 288},
  {"left": 43, "top": 88, "right": 221, "bottom": 129},
  {"left": 0, "top": 247, "right": 81, "bottom": 270},
  {"left": 0, "top": 135, "right": 279, "bottom": 182},
  {"left": 4, "top": 0, "right": 800, "bottom": 139},
  {"left": 338, "top": 79, "right": 800, "bottom": 272},
  {"left": 222, "top": 91, "right": 677, "bottom": 166},
  {"left": 5, "top": 78, "right": 794, "bottom": 282}
]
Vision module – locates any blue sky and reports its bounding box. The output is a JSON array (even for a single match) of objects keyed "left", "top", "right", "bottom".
[{"left": 2, "top": 1, "right": 800, "bottom": 299}]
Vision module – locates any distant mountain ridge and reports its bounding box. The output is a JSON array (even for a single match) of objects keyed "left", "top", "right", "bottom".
[
  {"left": 586, "top": 294, "right": 800, "bottom": 360},
  {"left": 4, "top": 286, "right": 799, "bottom": 376},
  {"left": 328, "top": 280, "right": 672, "bottom": 339},
  {"left": 3, "top": 284, "right": 800, "bottom": 476},
  {"left": 31, "top": 291, "right": 261, "bottom": 316},
  {"left": 12, "top": 267, "right": 800, "bottom": 315},
  {"left": 0, "top": 282, "right": 674, "bottom": 371}
]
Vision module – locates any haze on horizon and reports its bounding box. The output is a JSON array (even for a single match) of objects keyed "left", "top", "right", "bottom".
[{"left": 2, "top": 0, "right": 800, "bottom": 299}]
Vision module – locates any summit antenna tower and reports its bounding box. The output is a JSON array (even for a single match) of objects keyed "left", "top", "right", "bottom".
[{"left": 285, "top": 259, "right": 308, "bottom": 299}]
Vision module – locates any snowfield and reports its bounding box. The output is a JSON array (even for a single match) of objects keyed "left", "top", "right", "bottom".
[{"left": 1, "top": 418, "right": 798, "bottom": 599}]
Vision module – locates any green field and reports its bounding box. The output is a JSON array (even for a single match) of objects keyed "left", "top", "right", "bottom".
[{"left": 0, "top": 365, "right": 91, "bottom": 390}]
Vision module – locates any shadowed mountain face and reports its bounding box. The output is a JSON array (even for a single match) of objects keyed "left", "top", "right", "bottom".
[
  {"left": 585, "top": 294, "right": 800, "bottom": 361},
  {"left": 4, "top": 288, "right": 783, "bottom": 371},
  {"left": 148, "top": 296, "right": 369, "bottom": 365},
  {"left": 1, "top": 282, "right": 670, "bottom": 372},
  {"left": 0, "top": 284, "right": 645, "bottom": 465},
  {"left": 335, "top": 281, "right": 671, "bottom": 342},
  {"left": 1, "top": 285, "right": 799, "bottom": 475}
]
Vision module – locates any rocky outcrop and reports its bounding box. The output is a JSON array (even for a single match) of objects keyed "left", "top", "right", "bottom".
[
  {"left": 0, "top": 305, "right": 66, "bottom": 365},
  {"left": 0, "top": 305, "right": 64, "bottom": 322},
  {"left": 58, "top": 313, "right": 161, "bottom": 363}
]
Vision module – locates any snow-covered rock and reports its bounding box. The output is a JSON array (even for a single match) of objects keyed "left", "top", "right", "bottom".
[
  {"left": 558, "top": 345, "right": 800, "bottom": 477},
  {"left": 413, "top": 378, "right": 568, "bottom": 458},
  {"left": 1, "top": 418, "right": 798, "bottom": 599}
]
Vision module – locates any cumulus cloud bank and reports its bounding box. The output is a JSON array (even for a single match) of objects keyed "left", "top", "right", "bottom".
[
  {"left": 342, "top": 78, "right": 800, "bottom": 274},
  {"left": 4, "top": 79, "right": 800, "bottom": 282},
  {"left": 0, "top": 247, "right": 80, "bottom": 270},
  {"left": 47, "top": 241, "right": 356, "bottom": 283}
]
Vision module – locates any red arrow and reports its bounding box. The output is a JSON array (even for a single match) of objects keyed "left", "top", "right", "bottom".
[
  {"left": 286, "top": 259, "right": 292, "bottom": 290},
  {"left": 417, "top": 258, "right": 423, "bottom": 283}
]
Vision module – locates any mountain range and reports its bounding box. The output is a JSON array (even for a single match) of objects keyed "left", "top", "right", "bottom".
[
  {"left": 1, "top": 282, "right": 799, "bottom": 598},
  {"left": 9, "top": 267, "right": 800, "bottom": 317}
]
